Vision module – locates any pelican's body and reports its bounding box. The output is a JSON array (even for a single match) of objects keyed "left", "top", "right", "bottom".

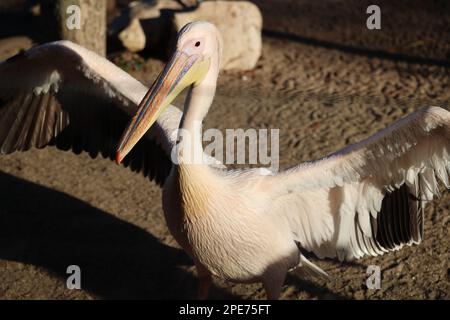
[
  {"left": 1, "top": 21, "right": 449, "bottom": 299},
  {"left": 164, "top": 166, "right": 298, "bottom": 285}
]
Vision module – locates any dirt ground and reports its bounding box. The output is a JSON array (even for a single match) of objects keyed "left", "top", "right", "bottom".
[{"left": 0, "top": 0, "right": 449, "bottom": 299}]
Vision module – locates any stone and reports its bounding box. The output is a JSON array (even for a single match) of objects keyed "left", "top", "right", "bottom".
[
  {"left": 173, "top": 1, "right": 262, "bottom": 70},
  {"left": 129, "top": 0, "right": 181, "bottom": 20},
  {"left": 119, "top": 18, "right": 147, "bottom": 52},
  {"left": 116, "top": 0, "right": 182, "bottom": 52}
]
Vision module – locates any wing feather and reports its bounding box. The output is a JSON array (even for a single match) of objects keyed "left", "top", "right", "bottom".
[
  {"left": 267, "top": 107, "right": 449, "bottom": 260},
  {"left": 0, "top": 41, "right": 181, "bottom": 185}
]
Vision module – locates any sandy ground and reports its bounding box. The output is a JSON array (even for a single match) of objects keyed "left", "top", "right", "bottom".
[{"left": 0, "top": 0, "right": 449, "bottom": 299}]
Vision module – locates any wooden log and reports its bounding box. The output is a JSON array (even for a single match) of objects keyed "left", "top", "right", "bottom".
[{"left": 56, "top": 0, "right": 107, "bottom": 56}]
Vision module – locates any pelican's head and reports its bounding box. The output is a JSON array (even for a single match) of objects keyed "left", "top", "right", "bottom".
[
  {"left": 116, "top": 21, "right": 221, "bottom": 163},
  {"left": 177, "top": 21, "right": 222, "bottom": 68}
]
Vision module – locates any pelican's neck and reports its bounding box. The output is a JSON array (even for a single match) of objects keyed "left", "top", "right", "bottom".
[
  {"left": 177, "top": 65, "right": 218, "bottom": 167},
  {"left": 175, "top": 73, "right": 221, "bottom": 219}
]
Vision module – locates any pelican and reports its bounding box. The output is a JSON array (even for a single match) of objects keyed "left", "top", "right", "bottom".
[{"left": 0, "top": 21, "right": 449, "bottom": 299}]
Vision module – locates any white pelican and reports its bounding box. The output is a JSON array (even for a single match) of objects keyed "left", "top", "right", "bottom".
[{"left": 0, "top": 21, "right": 449, "bottom": 299}]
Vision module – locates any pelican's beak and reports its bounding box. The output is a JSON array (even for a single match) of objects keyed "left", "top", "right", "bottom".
[{"left": 116, "top": 51, "right": 210, "bottom": 163}]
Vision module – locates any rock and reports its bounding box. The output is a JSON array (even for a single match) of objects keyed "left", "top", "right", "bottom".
[
  {"left": 173, "top": 1, "right": 262, "bottom": 71},
  {"left": 115, "top": 0, "right": 263, "bottom": 67},
  {"left": 177, "top": 0, "right": 199, "bottom": 7},
  {"left": 119, "top": 18, "right": 147, "bottom": 52},
  {"left": 116, "top": 0, "right": 182, "bottom": 52},
  {"left": 128, "top": 0, "right": 181, "bottom": 20}
]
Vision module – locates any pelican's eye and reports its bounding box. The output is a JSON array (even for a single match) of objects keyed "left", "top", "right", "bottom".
[{"left": 182, "top": 39, "right": 203, "bottom": 54}]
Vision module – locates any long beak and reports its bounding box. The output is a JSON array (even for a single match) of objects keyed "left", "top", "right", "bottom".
[{"left": 116, "top": 51, "right": 210, "bottom": 163}]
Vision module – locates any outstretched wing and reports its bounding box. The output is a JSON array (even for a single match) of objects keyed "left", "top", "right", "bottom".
[
  {"left": 267, "top": 106, "right": 450, "bottom": 260},
  {"left": 0, "top": 41, "right": 183, "bottom": 185}
]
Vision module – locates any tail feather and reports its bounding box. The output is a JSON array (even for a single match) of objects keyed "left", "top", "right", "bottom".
[{"left": 293, "top": 254, "right": 330, "bottom": 281}]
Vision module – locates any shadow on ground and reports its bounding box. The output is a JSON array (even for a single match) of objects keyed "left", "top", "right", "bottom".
[
  {"left": 0, "top": 171, "right": 350, "bottom": 300},
  {"left": 262, "top": 29, "right": 450, "bottom": 68},
  {"left": 285, "top": 274, "right": 348, "bottom": 299},
  {"left": 0, "top": 171, "right": 237, "bottom": 299}
]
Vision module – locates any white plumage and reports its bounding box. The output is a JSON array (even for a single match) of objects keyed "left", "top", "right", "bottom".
[{"left": 0, "top": 21, "right": 449, "bottom": 299}]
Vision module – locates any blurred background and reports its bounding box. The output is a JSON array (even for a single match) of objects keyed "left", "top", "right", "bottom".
[{"left": 0, "top": 0, "right": 449, "bottom": 300}]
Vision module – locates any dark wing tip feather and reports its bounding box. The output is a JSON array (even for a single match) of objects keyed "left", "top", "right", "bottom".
[
  {"left": 0, "top": 46, "right": 172, "bottom": 186},
  {"left": 373, "top": 183, "right": 424, "bottom": 252}
]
